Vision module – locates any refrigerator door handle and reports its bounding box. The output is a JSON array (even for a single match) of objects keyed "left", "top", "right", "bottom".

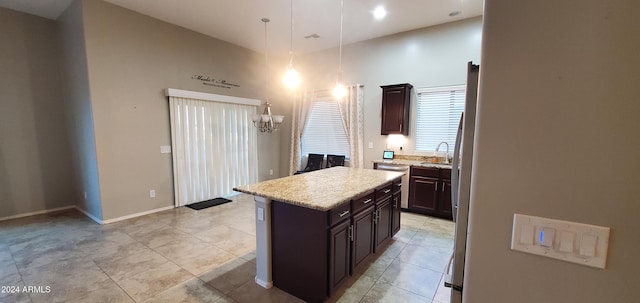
[{"left": 450, "top": 114, "right": 463, "bottom": 222}]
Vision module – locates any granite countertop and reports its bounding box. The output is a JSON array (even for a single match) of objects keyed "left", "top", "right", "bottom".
[
  {"left": 372, "top": 159, "right": 453, "bottom": 169},
  {"left": 233, "top": 167, "right": 404, "bottom": 211}
]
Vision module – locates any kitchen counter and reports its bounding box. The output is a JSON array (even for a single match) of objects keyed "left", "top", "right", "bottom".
[
  {"left": 233, "top": 166, "right": 404, "bottom": 295},
  {"left": 233, "top": 166, "right": 404, "bottom": 211},
  {"left": 372, "top": 158, "right": 453, "bottom": 169}
]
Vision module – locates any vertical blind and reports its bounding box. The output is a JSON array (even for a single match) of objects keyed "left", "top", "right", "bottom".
[
  {"left": 301, "top": 100, "right": 350, "bottom": 157},
  {"left": 415, "top": 85, "right": 466, "bottom": 152},
  {"left": 169, "top": 96, "right": 258, "bottom": 206}
]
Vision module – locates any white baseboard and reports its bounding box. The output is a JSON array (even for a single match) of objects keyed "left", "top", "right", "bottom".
[
  {"left": 0, "top": 206, "right": 76, "bottom": 222},
  {"left": 100, "top": 205, "right": 174, "bottom": 224},
  {"left": 0, "top": 204, "right": 176, "bottom": 225},
  {"left": 254, "top": 276, "right": 273, "bottom": 289},
  {"left": 74, "top": 206, "right": 103, "bottom": 224}
]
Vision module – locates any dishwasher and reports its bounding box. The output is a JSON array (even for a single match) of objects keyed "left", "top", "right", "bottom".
[{"left": 374, "top": 163, "right": 410, "bottom": 209}]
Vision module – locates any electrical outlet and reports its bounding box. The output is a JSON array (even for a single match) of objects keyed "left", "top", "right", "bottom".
[
  {"left": 368, "top": 142, "right": 373, "bottom": 149},
  {"left": 269, "top": 169, "right": 273, "bottom": 175},
  {"left": 149, "top": 190, "right": 156, "bottom": 198}
]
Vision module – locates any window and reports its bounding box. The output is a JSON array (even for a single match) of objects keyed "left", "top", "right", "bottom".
[
  {"left": 415, "top": 85, "right": 465, "bottom": 152},
  {"left": 301, "top": 100, "right": 350, "bottom": 157}
]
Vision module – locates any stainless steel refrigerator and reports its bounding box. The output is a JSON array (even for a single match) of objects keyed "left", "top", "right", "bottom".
[{"left": 445, "top": 61, "right": 480, "bottom": 303}]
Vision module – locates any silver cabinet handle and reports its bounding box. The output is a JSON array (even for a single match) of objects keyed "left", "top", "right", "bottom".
[
  {"left": 384, "top": 189, "right": 391, "bottom": 194},
  {"left": 364, "top": 198, "right": 373, "bottom": 204},
  {"left": 442, "top": 181, "right": 446, "bottom": 192},
  {"left": 435, "top": 182, "right": 438, "bottom": 192},
  {"left": 339, "top": 210, "right": 350, "bottom": 217},
  {"left": 349, "top": 225, "right": 354, "bottom": 241}
]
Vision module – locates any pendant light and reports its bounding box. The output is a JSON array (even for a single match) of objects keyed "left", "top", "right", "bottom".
[
  {"left": 333, "top": 0, "right": 347, "bottom": 99},
  {"left": 252, "top": 18, "right": 284, "bottom": 133},
  {"left": 282, "top": 0, "right": 301, "bottom": 89}
]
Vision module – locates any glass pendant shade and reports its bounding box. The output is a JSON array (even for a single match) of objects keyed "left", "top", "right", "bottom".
[
  {"left": 283, "top": 66, "right": 301, "bottom": 89},
  {"left": 333, "top": 81, "right": 347, "bottom": 99}
]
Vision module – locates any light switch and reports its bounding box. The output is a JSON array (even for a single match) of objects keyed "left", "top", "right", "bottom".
[
  {"left": 559, "top": 231, "right": 575, "bottom": 253},
  {"left": 538, "top": 227, "right": 555, "bottom": 248},
  {"left": 511, "top": 214, "right": 610, "bottom": 269},
  {"left": 160, "top": 145, "right": 172, "bottom": 153},
  {"left": 519, "top": 224, "right": 534, "bottom": 245},
  {"left": 580, "top": 234, "right": 598, "bottom": 257},
  {"left": 368, "top": 142, "right": 373, "bottom": 149}
]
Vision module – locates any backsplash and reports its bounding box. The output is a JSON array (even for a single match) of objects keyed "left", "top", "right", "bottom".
[{"left": 394, "top": 154, "right": 442, "bottom": 163}]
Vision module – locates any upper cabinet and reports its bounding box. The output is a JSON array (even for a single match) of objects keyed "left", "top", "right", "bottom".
[{"left": 380, "top": 83, "right": 413, "bottom": 135}]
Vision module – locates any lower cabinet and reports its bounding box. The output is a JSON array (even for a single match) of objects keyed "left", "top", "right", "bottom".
[
  {"left": 374, "top": 197, "right": 392, "bottom": 252},
  {"left": 351, "top": 206, "right": 375, "bottom": 271},
  {"left": 329, "top": 220, "right": 351, "bottom": 293},
  {"left": 392, "top": 187, "right": 401, "bottom": 235},
  {"left": 438, "top": 179, "right": 453, "bottom": 219},
  {"left": 409, "top": 166, "right": 453, "bottom": 220},
  {"left": 271, "top": 178, "right": 402, "bottom": 303}
]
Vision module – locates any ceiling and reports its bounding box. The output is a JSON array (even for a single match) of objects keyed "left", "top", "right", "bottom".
[{"left": 0, "top": 0, "right": 483, "bottom": 55}]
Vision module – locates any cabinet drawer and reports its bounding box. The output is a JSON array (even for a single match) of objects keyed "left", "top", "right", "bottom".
[
  {"left": 375, "top": 183, "right": 393, "bottom": 202},
  {"left": 411, "top": 166, "right": 439, "bottom": 178},
  {"left": 329, "top": 202, "right": 352, "bottom": 226},
  {"left": 393, "top": 180, "right": 402, "bottom": 194},
  {"left": 440, "top": 168, "right": 451, "bottom": 180},
  {"left": 352, "top": 191, "right": 375, "bottom": 215}
]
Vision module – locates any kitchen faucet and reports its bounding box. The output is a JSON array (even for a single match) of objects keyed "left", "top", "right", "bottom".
[{"left": 435, "top": 142, "right": 450, "bottom": 164}]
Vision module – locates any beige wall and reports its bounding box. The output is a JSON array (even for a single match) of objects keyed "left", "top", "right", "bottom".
[
  {"left": 464, "top": 0, "right": 640, "bottom": 302},
  {"left": 58, "top": 0, "right": 103, "bottom": 220},
  {"left": 81, "top": 0, "right": 285, "bottom": 220},
  {"left": 0, "top": 8, "right": 74, "bottom": 218},
  {"left": 293, "top": 17, "right": 482, "bottom": 170}
]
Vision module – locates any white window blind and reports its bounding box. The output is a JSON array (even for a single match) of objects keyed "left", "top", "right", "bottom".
[
  {"left": 301, "top": 100, "right": 350, "bottom": 157},
  {"left": 415, "top": 85, "right": 466, "bottom": 152}
]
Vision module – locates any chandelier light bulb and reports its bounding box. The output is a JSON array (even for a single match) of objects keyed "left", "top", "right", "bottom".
[
  {"left": 333, "top": 82, "right": 347, "bottom": 99},
  {"left": 283, "top": 67, "right": 301, "bottom": 89}
]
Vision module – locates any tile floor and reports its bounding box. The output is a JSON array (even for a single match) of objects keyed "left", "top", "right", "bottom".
[{"left": 0, "top": 194, "right": 454, "bottom": 303}]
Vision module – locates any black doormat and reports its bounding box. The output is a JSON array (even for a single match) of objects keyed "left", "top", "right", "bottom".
[{"left": 186, "top": 197, "right": 232, "bottom": 210}]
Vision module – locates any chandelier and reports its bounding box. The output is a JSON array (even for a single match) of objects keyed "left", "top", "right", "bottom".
[
  {"left": 252, "top": 18, "right": 284, "bottom": 133},
  {"left": 253, "top": 101, "right": 284, "bottom": 133}
]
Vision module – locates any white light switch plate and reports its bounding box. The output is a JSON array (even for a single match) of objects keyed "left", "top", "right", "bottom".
[
  {"left": 511, "top": 214, "right": 610, "bottom": 269},
  {"left": 160, "top": 145, "right": 172, "bottom": 153}
]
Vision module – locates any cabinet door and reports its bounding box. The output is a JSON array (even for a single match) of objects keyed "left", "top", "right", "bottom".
[
  {"left": 374, "top": 197, "right": 393, "bottom": 251},
  {"left": 438, "top": 179, "right": 453, "bottom": 220},
  {"left": 381, "top": 85, "right": 411, "bottom": 135},
  {"left": 409, "top": 176, "right": 439, "bottom": 215},
  {"left": 391, "top": 191, "right": 401, "bottom": 236},
  {"left": 351, "top": 206, "right": 375, "bottom": 271},
  {"left": 329, "top": 220, "right": 351, "bottom": 294}
]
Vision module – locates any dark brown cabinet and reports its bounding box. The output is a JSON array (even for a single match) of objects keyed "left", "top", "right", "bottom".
[
  {"left": 381, "top": 83, "right": 413, "bottom": 135},
  {"left": 438, "top": 179, "right": 453, "bottom": 219},
  {"left": 408, "top": 166, "right": 453, "bottom": 220},
  {"left": 329, "top": 219, "right": 351, "bottom": 294},
  {"left": 351, "top": 206, "right": 375, "bottom": 271},
  {"left": 374, "top": 197, "right": 392, "bottom": 251},
  {"left": 270, "top": 178, "right": 402, "bottom": 302},
  {"left": 391, "top": 182, "right": 402, "bottom": 235}
]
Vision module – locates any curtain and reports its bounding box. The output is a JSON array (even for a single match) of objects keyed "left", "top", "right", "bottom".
[
  {"left": 288, "top": 90, "right": 314, "bottom": 175},
  {"left": 337, "top": 85, "right": 365, "bottom": 168},
  {"left": 169, "top": 96, "right": 258, "bottom": 206}
]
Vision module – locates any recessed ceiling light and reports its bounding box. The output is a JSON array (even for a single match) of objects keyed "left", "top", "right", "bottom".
[
  {"left": 449, "top": 11, "right": 461, "bottom": 17},
  {"left": 373, "top": 6, "right": 387, "bottom": 20}
]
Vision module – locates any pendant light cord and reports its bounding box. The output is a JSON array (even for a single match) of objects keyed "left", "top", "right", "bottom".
[
  {"left": 262, "top": 18, "right": 269, "bottom": 103},
  {"left": 289, "top": 0, "right": 294, "bottom": 66},
  {"left": 338, "top": 0, "right": 344, "bottom": 79}
]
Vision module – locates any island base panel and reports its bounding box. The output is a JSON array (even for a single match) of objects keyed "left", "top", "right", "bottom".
[{"left": 272, "top": 200, "right": 329, "bottom": 303}]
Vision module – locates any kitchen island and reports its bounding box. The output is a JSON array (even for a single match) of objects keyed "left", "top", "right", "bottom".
[{"left": 234, "top": 167, "right": 404, "bottom": 302}]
